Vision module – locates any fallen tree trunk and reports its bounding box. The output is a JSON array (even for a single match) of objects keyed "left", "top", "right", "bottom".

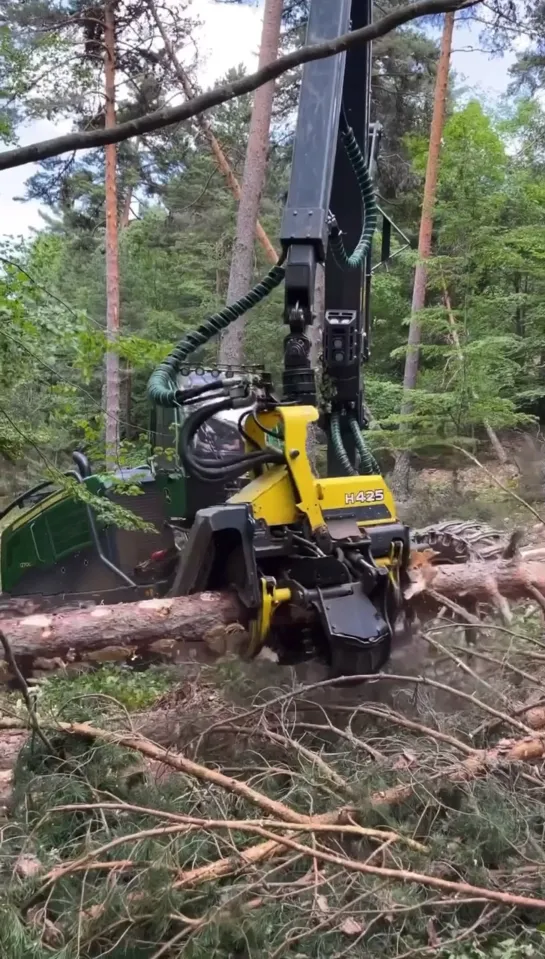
[
  {"left": 407, "top": 553, "right": 545, "bottom": 605},
  {"left": 1, "top": 553, "right": 545, "bottom": 671},
  {"left": 0, "top": 592, "right": 246, "bottom": 677}
]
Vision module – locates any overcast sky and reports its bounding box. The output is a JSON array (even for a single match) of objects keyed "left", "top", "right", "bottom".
[{"left": 0, "top": 1, "right": 517, "bottom": 240}]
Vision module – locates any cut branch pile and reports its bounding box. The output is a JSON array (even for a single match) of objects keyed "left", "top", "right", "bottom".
[{"left": 2, "top": 635, "right": 545, "bottom": 957}]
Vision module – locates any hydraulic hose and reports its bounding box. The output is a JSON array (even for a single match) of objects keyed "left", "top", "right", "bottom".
[
  {"left": 349, "top": 415, "right": 380, "bottom": 475},
  {"left": 147, "top": 116, "right": 379, "bottom": 491},
  {"left": 330, "top": 414, "right": 381, "bottom": 477},
  {"left": 179, "top": 396, "right": 284, "bottom": 483},
  {"left": 148, "top": 263, "right": 285, "bottom": 408},
  {"left": 329, "top": 122, "right": 378, "bottom": 271},
  {"left": 330, "top": 413, "right": 358, "bottom": 477}
]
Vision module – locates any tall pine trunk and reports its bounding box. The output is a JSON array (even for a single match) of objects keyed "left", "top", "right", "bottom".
[
  {"left": 218, "top": 0, "right": 284, "bottom": 366},
  {"left": 391, "top": 12, "right": 454, "bottom": 497},
  {"left": 104, "top": 0, "right": 120, "bottom": 469}
]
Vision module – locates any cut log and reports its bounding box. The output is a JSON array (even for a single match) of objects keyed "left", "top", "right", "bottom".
[
  {"left": 406, "top": 554, "right": 545, "bottom": 608},
  {"left": 0, "top": 592, "right": 246, "bottom": 674},
  {"left": 1, "top": 553, "right": 545, "bottom": 672}
]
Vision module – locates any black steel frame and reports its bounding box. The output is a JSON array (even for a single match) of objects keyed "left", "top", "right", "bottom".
[{"left": 279, "top": 0, "right": 375, "bottom": 474}]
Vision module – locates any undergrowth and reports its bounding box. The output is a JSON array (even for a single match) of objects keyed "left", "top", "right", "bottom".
[{"left": 1, "top": 641, "right": 545, "bottom": 958}]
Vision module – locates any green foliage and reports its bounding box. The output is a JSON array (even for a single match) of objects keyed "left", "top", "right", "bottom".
[
  {"left": 369, "top": 97, "right": 545, "bottom": 461},
  {"left": 35, "top": 664, "right": 174, "bottom": 716}
]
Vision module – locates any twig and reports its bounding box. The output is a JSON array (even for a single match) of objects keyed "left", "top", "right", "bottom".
[
  {"left": 452, "top": 446, "right": 545, "bottom": 526},
  {"left": 451, "top": 645, "right": 545, "bottom": 689},
  {"left": 337, "top": 704, "right": 478, "bottom": 756},
  {"left": 150, "top": 898, "right": 264, "bottom": 959},
  {"left": 421, "top": 632, "right": 512, "bottom": 705},
  {"left": 0, "top": 630, "right": 55, "bottom": 754},
  {"left": 287, "top": 720, "right": 386, "bottom": 762},
  {"left": 238, "top": 723, "right": 353, "bottom": 794}
]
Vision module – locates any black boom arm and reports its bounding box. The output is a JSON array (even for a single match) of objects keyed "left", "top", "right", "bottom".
[{"left": 280, "top": 0, "right": 379, "bottom": 474}]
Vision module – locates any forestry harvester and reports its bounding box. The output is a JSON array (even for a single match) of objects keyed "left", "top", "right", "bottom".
[{"left": 0, "top": 0, "right": 506, "bottom": 675}]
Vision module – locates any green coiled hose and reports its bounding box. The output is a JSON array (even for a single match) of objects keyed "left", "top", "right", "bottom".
[
  {"left": 329, "top": 124, "right": 378, "bottom": 271},
  {"left": 148, "top": 263, "right": 285, "bottom": 408},
  {"left": 330, "top": 413, "right": 358, "bottom": 476},
  {"left": 330, "top": 413, "right": 380, "bottom": 477},
  {"left": 349, "top": 415, "right": 380, "bottom": 475}
]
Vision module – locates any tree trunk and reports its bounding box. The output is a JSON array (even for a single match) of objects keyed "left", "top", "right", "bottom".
[
  {"left": 0, "top": 593, "right": 244, "bottom": 677},
  {"left": 218, "top": 0, "right": 284, "bottom": 366},
  {"left": 146, "top": 0, "right": 277, "bottom": 265},
  {"left": 104, "top": 0, "right": 121, "bottom": 470},
  {"left": 1, "top": 550, "right": 545, "bottom": 675},
  {"left": 391, "top": 12, "right": 455, "bottom": 497}
]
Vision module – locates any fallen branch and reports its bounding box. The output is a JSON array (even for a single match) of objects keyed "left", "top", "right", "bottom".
[
  {"left": 0, "top": 0, "right": 480, "bottom": 171},
  {"left": 38, "top": 811, "right": 545, "bottom": 911},
  {"left": 167, "top": 729, "right": 545, "bottom": 891},
  {"left": 56, "top": 720, "right": 314, "bottom": 824},
  {"left": 179, "top": 828, "right": 545, "bottom": 911},
  {"left": 52, "top": 716, "right": 545, "bottom": 861},
  {"left": 41, "top": 809, "right": 426, "bottom": 888}
]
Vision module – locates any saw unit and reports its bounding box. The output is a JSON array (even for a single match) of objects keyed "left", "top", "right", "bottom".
[
  {"left": 146, "top": 0, "right": 411, "bottom": 677},
  {"left": 1, "top": 0, "right": 500, "bottom": 678}
]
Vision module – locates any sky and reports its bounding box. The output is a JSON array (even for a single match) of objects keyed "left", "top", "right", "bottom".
[{"left": 0, "top": 1, "right": 520, "bottom": 239}]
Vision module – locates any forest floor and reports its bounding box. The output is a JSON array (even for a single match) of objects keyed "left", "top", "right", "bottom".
[{"left": 1, "top": 434, "right": 545, "bottom": 957}]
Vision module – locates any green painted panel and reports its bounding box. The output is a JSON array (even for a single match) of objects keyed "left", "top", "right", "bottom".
[
  {"left": 0, "top": 472, "right": 188, "bottom": 593},
  {"left": 0, "top": 475, "right": 106, "bottom": 592}
]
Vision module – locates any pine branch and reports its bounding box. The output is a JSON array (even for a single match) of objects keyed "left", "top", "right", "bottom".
[{"left": 0, "top": 0, "right": 481, "bottom": 171}]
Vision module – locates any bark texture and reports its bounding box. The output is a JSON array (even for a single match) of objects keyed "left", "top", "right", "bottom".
[
  {"left": 104, "top": 0, "right": 121, "bottom": 468},
  {"left": 392, "top": 12, "right": 454, "bottom": 496},
  {"left": 0, "top": 593, "right": 245, "bottom": 676},
  {"left": 219, "top": 0, "right": 284, "bottom": 365}
]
